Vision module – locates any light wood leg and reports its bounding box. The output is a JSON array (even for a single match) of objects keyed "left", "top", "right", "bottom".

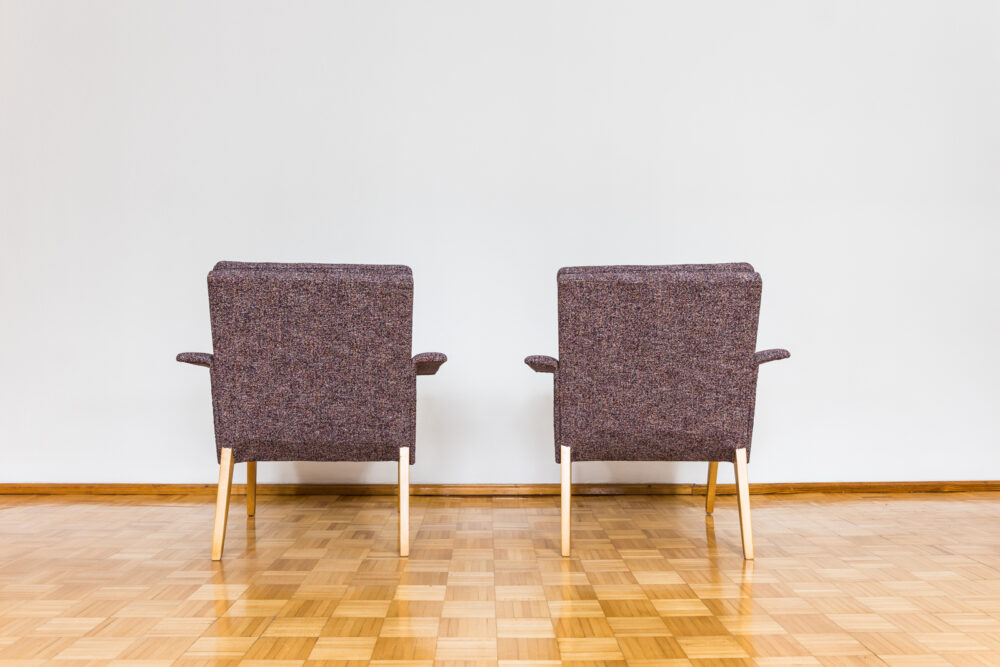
[
  {"left": 705, "top": 461, "right": 718, "bottom": 514},
  {"left": 246, "top": 461, "right": 256, "bottom": 517},
  {"left": 211, "top": 447, "right": 234, "bottom": 561},
  {"left": 561, "top": 445, "right": 571, "bottom": 557},
  {"left": 399, "top": 447, "right": 409, "bottom": 557},
  {"left": 733, "top": 448, "right": 753, "bottom": 560}
]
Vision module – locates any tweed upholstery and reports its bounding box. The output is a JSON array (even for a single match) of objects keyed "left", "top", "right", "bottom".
[
  {"left": 177, "top": 352, "right": 213, "bottom": 368},
  {"left": 755, "top": 348, "right": 790, "bottom": 365},
  {"left": 179, "top": 262, "right": 447, "bottom": 465},
  {"left": 413, "top": 352, "right": 447, "bottom": 375},
  {"left": 525, "top": 355, "right": 558, "bottom": 373},
  {"left": 557, "top": 263, "right": 755, "bottom": 276},
  {"left": 528, "top": 264, "right": 787, "bottom": 464}
]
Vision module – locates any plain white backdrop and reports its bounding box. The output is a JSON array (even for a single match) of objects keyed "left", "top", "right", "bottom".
[{"left": 1, "top": 0, "right": 998, "bottom": 485}]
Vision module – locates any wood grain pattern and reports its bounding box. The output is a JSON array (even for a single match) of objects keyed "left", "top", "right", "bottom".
[
  {"left": 560, "top": 445, "right": 571, "bottom": 557},
  {"left": 1, "top": 490, "right": 999, "bottom": 663},
  {"left": 705, "top": 461, "right": 718, "bottom": 514},
  {"left": 210, "top": 446, "right": 234, "bottom": 560},
  {"left": 733, "top": 447, "right": 753, "bottom": 559},
  {"left": 246, "top": 461, "right": 257, "bottom": 517},
  {"left": 399, "top": 446, "right": 409, "bottom": 557}
]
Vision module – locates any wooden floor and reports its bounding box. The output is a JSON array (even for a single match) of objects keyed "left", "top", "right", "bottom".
[{"left": 1, "top": 492, "right": 999, "bottom": 666}]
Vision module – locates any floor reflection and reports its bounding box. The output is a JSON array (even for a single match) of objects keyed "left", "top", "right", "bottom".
[
  {"left": 3, "top": 493, "right": 987, "bottom": 662},
  {"left": 704, "top": 511, "right": 758, "bottom": 642}
]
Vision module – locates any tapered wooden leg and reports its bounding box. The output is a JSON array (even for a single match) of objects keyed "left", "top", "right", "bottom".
[
  {"left": 211, "top": 447, "right": 234, "bottom": 561},
  {"left": 561, "top": 445, "right": 571, "bottom": 557},
  {"left": 246, "top": 461, "right": 256, "bottom": 517},
  {"left": 399, "top": 447, "right": 409, "bottom": 557},
  {"left": 705, "top": 461, "right": 718, "bottom": 514},
  {"left": 733, "top": 448, "right": 753, "bottom": 559}
]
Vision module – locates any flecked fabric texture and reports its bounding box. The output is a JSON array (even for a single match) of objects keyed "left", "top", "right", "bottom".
[
  {"left": 557, "top": 263, "right": 755, "bottom": 276},
  {"left": 413, "top": 352, "right": 447, "bottom": 375},
  {"left": 203, "top": 262, "right": 418, "bottom": 464},
  {"left": 176, "top": 352, "right": 213, "bottom": 368},
  {"left": 525, "top": 355, "right": 558, "bottom": 373},
  {"left": 755, "top": 348, "right": 791, "bottom": 365},
  {"left": 547, "top": 264, "right": 780, "bottom": 464}
]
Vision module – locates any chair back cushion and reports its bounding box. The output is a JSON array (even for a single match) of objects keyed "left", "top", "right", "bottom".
[
  {"left": 207, "top": 262, "right": 414, "bottom": 462},
  {"left": 556, "top": 264, "right": 761, "bottom": 462}
]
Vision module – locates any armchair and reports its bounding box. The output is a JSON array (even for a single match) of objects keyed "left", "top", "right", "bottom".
[
  {"left": 526, "top": 263, "right": 788, "bottom": 558},
  {"left": 178, "top": 261, "right": 446, "bottom": 559}
]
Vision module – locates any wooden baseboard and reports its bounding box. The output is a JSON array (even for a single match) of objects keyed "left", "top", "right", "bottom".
[{"left": 1, "top": 481, "right": 998, "bottom": 496}]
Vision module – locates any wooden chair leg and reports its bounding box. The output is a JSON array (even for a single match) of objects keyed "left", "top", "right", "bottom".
[
  {"left": 561, "top": 445, "right": 571, "bottom": 557},
  {"left": 705, "top": 461, "right": 718, "bottom": 514},
  {"left": 246, "top": 461, "right": 256, "bottom": 517},
  {"left": 399, "top": 447, "right": 410, "bottom": 557},
  {"left": 733, "top": 448, "right": 753, "bottom": 560},
  {"left": 211, "top": 447, "right": 234, "bottom": 561}
]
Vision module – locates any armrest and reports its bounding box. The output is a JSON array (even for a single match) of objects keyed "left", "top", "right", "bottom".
[
  {"left": 413, "top": 352, "right": 447, "bottom": 375},
  {"left": 754, "top": 349, "right": 790, "bottom": 366},
  {"left": 525, "top": 355, "right": 558, "bottom": 373},
  {"left": 176, "top": 352, "right": 213, "bottom": 368}
]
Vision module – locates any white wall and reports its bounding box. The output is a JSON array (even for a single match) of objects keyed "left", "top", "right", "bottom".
[{"left": 2, "top": 0, "right": 998, "bottom": 486}]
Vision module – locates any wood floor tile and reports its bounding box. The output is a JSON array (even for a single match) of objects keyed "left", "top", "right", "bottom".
[
  {"left": 556, "top": 637, "right": 624, "bottom": 660},
  {"left": 0, "top": 491, "right": 998, "bottom": 663},
  {"left": 118, "top": 635, "right": 197, "bottom": 659},
  {"left": 496, "top": 618, "right": 555, "bottom": 638},
  {"left": 262, "top": 617, "right": 328, "bottom": 636},
  {"left": 434, "top": 636, "right": 499, "bottom": 659},
  {"left": 380, "top": 617, "right": 440, "bottom": 637},
  {"left": 242, "top": 636, "right": 317, "bottom": 659},
  {"left": 53, "top": 637, "right": 136, "bottom": 660},
  {"left": 307, "top": 636, "right": 376, "bottom": 660}
]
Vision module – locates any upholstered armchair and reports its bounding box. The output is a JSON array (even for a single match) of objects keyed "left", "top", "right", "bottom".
[
  {"left": 178, "top": 262, "right": 446, "bottom": 559},
  {"left": 526, "top": 264, "right": 788, "bottom": 559}
]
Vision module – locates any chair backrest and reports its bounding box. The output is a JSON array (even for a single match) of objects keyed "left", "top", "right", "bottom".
[
  {"left": 556, "top": 264, "right": 762, "bottom": 462},
  {"left": 207, "top": 262, "right": 414, "bottom": 462}
]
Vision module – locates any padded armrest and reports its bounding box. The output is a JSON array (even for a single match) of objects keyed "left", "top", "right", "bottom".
[
  {"left": 176, "top": 352, "right": 213, "bottom": 368},
  {"left": 525, "top": 355, "right": 558, "bottom": 373},
  {"left": 413, "top": 352, "right": 447, "bottom": 375},
  {"left": 755, "top": 349, "right": 790, "bottom": 366}
]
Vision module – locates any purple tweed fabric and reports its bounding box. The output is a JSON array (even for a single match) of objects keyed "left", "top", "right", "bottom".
[
  {"left": 525, "top": 355, "right": 558, "bottom": 373},
  {"left": 755, "top": 348, "right": 790, "bottom": 365},
  {"left": 528, "top": 264, "right": 788, "bottom": 464},
  {"left": 178, "top": 262, "right": 446, "bottom": 465},
  {"left": 557, "top": 263, "right": 755, "bottom": 276},
  {"left": 413, "top": 352, "right": 447, "bottom": 375},
  {"left": 176, "top": 352, "right": 213, "bottom": 368}
]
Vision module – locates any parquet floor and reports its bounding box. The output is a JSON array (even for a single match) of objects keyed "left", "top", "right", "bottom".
[{"left": 1, "top": 491, "right": 999, "bottom": 666}]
